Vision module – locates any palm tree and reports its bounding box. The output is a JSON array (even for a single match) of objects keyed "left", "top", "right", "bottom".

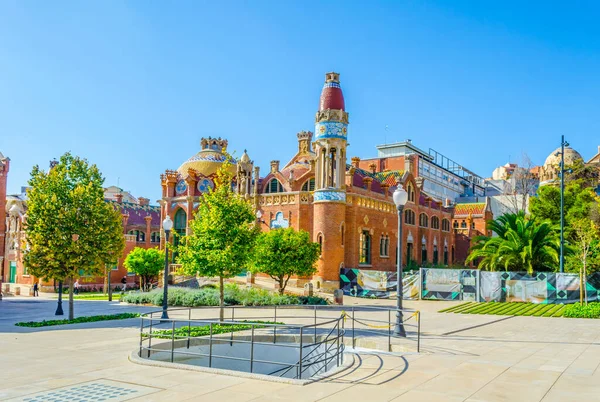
[{"left": 466, "top": 212, "right": 561, "bottom": 273}]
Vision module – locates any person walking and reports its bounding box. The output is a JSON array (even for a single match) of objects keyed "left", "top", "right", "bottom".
[
  {"left": 33, "top": 282, "right": 39, "bottom": 297},
  {"left": 121, "top": 276, "right": 127, "bottom": 292},
  {"left": 74, "top": 280, "right": 80, "bottom": 295}
]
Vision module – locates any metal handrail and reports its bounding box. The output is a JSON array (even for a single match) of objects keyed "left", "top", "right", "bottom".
[{"left": 138, "top": 304, "right": 420, "bottom": 380}]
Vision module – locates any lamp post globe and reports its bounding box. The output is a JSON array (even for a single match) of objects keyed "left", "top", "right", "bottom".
[
  {"left": 393, "top": 186, "right": 408, "bottom": 337},
  {"left": 161, "top": 215, "right": 174, "bottom": 320}
]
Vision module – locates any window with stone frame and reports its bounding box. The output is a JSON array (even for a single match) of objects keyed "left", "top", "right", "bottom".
[
  {"left": 419, "top": 213, "right": 429, "bottom": 228},
  {"left": 433, "top": 245, "right": 439, "bottom": 265},
  {"left": 406, "top": 183, "right": 416, "bottom": 202},
  {"left": 379, "top": 235, "right": 390, "bottom": 257},
  {"left": 442, "top": 219, "right": 451, "bottom": 232},
  {"left": 404, "top": 209, "right": 416, "bottom": 225},
  {"left": 421, "top": 242, "right": 427, "bottom": 264},
  {"left": 301, "top": 178, "right": 315, "bottom": 192},
  {"left": 431, "top": 216, "right": 440, "bottom": 230},
  {"left": 453, "top": 220, "right": 459, "bottom": 229},
  {"left": 265, "top": 178, "right": 284, "bottom": 193},
  {"left": 461, "top": 220, "right": 467, "bottom": 228},
  {"left": 359, "top": 230, "right": 372, "bottom": 265},
  {"left": 444, "top": 245, "right": 449, "bottom": 265}
]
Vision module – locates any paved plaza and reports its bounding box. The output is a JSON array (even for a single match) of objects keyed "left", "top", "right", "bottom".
[{"left": 1, "top": 296, "right": 599, "bottom": 401}]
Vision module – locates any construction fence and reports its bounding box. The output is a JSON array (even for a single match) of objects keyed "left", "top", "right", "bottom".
[{"left": 340, "top": 267, "right": 600, "bottom": 304}]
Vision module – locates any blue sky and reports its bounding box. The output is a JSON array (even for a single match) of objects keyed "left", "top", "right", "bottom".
[{"left": 1, "top": 1, "right": 599, "bottom": 201}]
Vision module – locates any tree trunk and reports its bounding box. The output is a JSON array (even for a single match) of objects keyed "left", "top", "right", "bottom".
[
  {"left": 219, "top": 276, "right": 224, "bottom": 322},
  {"left": 68, "top": 277, "right": 74, "bottom": 320},
  {"left": 103, "top": 266, "right": 108, "bottom": 295},
  {"left": 580, "top": 268, "right": 584, "bottom": 304},
  {"left": 583, "top": 259, "right": 588, "bottom": 306},
  {"left": 279, "top": 276, "right": 284, "bottom": 295}
]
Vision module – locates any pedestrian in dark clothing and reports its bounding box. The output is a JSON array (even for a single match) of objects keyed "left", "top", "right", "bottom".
[
  {"left": 121, "top": 276, "right": 127, "bottom": 292},
  {"left": 33, "top": 283, "right": 39, "bottom": 297}
]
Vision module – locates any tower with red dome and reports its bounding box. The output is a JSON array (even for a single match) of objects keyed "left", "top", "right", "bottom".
[{"left": 312, "top": 72, "right": 349, "bottom": 289}]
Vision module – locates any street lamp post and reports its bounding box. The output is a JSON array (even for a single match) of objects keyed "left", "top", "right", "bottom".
[
  {"left": 161, "top": 216, "right": 173, "bottom": 320},
  {"left": 558, "top": 135, "right": 569, "bottom": 273},
  {"left": 55, "top": 281, "right": 64, "bottom": 315},
  {"left": 393, "top": 186, "right": 409, "bottom": 337}
]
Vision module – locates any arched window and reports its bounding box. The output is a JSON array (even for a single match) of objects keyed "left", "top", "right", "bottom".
[
  {"left": 471, "top": 222, "right": 476, "bottom": 229},
  {"left": 406, "top": 183, "right": 416, "bottom": 202},
  {"left": 174, "top": 209, "right": 187, "bottom": 236},
  {"left": 453, "top": 221, "right": 459, "bottom": 229},
  {"left": 340, "top": 223, "right": 345, "bottom": 246},
  {"left": 359, "top": 230, "right": 371, "bottom": 265},
  {"left": 433, "top": 245, "right": 439, "bottom": 265},
  {"left": 442, "top": 219, "right": 450, "bottom": 232},
  {"left": 461, "top": 220, "right": 467, "bottom": 228},
  {"left": 431, "top": 216, "right": 440, "bottom": 230},
  {"left": 301, "top": 178, "right": 315, "bottom": 192},
  {"left": 404, "top": 210, "right": 416, "bottom": 225},
  {"left": 421, "top": 242, "right": 427, "bottom": 264},
  {"left": 419, "top": 213, "right": 428, "bottom": 228},
  {"left": 151, "top": 232, "right": 160, "bottom": 243},
  {"left": 265, "top": 178, "right": 284, "bottom": 193},
  {"left": 317, "top": 233, "right": 323, "bottom": 253}
]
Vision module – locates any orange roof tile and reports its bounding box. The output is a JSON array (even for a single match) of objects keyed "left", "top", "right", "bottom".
[{"left": 454, "top": 202, "right": 486, "bottom": 217}]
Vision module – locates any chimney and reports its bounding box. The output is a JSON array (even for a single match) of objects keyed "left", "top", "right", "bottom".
[
  {"left": 270, "top": 160, "right": 280, "bottom": 174},
  {"left": 115, "top": 193, "right": 123, "bottom": 203},
  {"left": 362, "top": 177, "right": 373, "bottom": 191},
  {"left": 381, "top": 183, "right": 390, "bottom": 198},
  {"left": 139, "top": 197, "right": 149, "bottom": 206},
  {"left": 351, "top": 157, "right": 360, "bottom": 168},
  {"left": 368, "top": 163, "right": 377, "bottom": 174},
  {"left": 297, "top": 131, "right": 313, "bottom": 153}
]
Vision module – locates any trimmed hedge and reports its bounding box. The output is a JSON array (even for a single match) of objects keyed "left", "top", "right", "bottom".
[
  {"left": 16, "top": 313, "right": 141, "bottom": 327},
  {"left": 562, "top": 303, "right": 600, "bottom": 319},
  {"left": 122, "top": 283, "right": 328, "bottom": 307},
  {"left": 149, "top": 321, "right": 282, "bottom": 339},
  {"left": 439, "top": 302, "right": 569, "bottom": 318}
]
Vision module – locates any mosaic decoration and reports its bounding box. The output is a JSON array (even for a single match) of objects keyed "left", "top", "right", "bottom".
[
  {"left": 313, "top": 190, "right": 346, "bottom": 203},
  {"left": 175, "top": 179, "right": 187, "bottom": 195},
  {"left": 421, "top": 268, "right": 600, "bottom": 304},
  {"left": 314, "top": 121, "right": 348, "bottom": 140},
  {"left": 324, "top": 82, "right": 341, "bottom": 89},
  {"left": 185, "top": 152, "right": 227, "bottom": 163},
  {"left": 197, "top": 177, "right": 214, "bottom": 193},
  {"left": 339, "top": 268, "right": 419, "bottom": 299},
  {"left": 270, "top": 212, "right": 289, "bottom": 229},
  {"left": 20, "top": 379, "right": 159, "bottom": 402}
]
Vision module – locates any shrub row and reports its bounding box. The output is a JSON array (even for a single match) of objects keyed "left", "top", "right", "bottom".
[
  {"left": 16, "top": 313, "right": 141, "bottom": 327},
  {"left": 148, "top": 321, "right": 281, "bottom": 339},
  {"left": 562, "top": 303, "right": 600, "bottom": 319},
  {"left": 122, "top": 284, "right": 328, "bottom": 307}
]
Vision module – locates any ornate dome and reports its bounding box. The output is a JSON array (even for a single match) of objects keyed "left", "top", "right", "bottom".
[
  {"left": 319, "top": 72, "right": 345, "bottom": 111},
  {"left": 177, "top": 137, "right": 236, "bottom": 176},
  {"left": 543, "top": 146, "right": 583, "bottom": 168}
]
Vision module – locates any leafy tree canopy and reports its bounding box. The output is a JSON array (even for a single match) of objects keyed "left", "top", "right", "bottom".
[
  {"left": 466, "top": 212, "right": 564, "bottom": 273},
  {"left": 124, "top": 247, "right": 164, "bottom": 291},
  {"left": 249, "top": 228, "right": 320, "bottom": 294},
  {"left": 23, "top": 152, "right": 125, "bottom": 318}
]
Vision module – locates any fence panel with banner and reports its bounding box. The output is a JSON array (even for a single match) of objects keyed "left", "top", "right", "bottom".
[{"left": 339, "top": 268, "right": 419, "bottom": 299}]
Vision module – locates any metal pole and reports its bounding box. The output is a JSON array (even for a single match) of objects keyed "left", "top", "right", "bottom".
[
  {"left": 298, "top": 327, "right": 304, "bottom": 379},
  {"left": 170, "top": 320, "right": 175, "bottom": 363},
  {"left": 314, "top": 305, "right": 317, "bottom": 341},
  {"left": 250, "top": 325, "right": 255, "bottom": 373},
  {"left": 187, "top": 308, "right": 191, "bottom": 349},
  {"left": 417, "top": 311, "right": 421, "bottom": 353},
  {"left": 161, "top": 231, "right": 170, "bottom": 320},
  {"left": 388, "top": 309, "right": 392, "bottom": 352},
  {"left": 560, "top": 135, "right": 565, "bottom": 273},
  {"left": 209, "top": 323, "right": 213, "bottom": 367},
  {"left": 148, "top": 313, "right": 153, "bottom": 358},
  {"left": 395, "top": 205, "right": 406, "bottom": 336},
  {"left": 273, "top": 306, "right": 277, "bottom": 344},
  {"left": 108, "top": 268, "right": 112, "bottom": 302},
  {"left": 55, "top": 281, "right": 64, "bottom": 315},
  {"left": 139, "top": 315, "right": 144, "bottom": 357},
  {"left": 352, "top": 307, "right": 355, "bottom": 348}
]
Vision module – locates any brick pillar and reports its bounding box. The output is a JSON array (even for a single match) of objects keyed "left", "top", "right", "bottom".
[{"left": 144, "top": 215, "right": 152, "bottom": 247}]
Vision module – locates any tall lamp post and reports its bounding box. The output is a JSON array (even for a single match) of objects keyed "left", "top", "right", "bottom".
[
  {"left": 556, "top": 135, "right": 569, "bottom": 273},
  {"left": 161, "top": 216, "right": 173, "bottom": 320},
  {"left": 393, "top": 186, "right": 408, "bottom": 337}
]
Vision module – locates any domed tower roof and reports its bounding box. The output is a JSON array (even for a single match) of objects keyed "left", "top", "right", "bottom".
[
  {"left": 544, "top": 146, "right": 583, "bottom": 168},
  {"left": 177, "top": 137, "right": 236, "bottom": 176},
  {"left": 319, "top": 72, "right": 345, "bottom": 111}
]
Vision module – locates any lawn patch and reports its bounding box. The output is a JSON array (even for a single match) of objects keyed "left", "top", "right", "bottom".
[{"left": 16, "top": 313, "right": 140, "bottom": 327}]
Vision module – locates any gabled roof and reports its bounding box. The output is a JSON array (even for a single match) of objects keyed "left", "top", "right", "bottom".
[
  {"left": 106, "top": 200, "right": 161, "bottom": 227},
  {"left": 453, "top": 202, "right": 487, "bottom": 218}
]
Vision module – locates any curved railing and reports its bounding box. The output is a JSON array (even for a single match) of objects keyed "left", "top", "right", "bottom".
[{"left": 138, "top": 305, "right": 420, "bottom": 380}]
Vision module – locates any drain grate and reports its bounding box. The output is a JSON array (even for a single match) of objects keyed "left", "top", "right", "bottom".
[{"left": 15, "top": 379, "right": 160, "bottom": 402}]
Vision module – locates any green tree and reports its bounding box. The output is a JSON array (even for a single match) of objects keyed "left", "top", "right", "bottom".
[
  {"left": 466, "top": 212, "right": 562, "bottom": 273},
  {"left": 249, "top": 228, "right": 320, "bottom": 295},
  {"left": 176, "top": 158, "right": 258, "bottom": 320},
  {"left": 569, "top": 218, "right": 600, "bottom": 304},
  {"left": 566, "top": 159, "right": 599, "bottom": 188},
  {"left": 23, "top": 153, "right": 125, "bottom": 319},
  {"left": 124, "top": 247, "right": 164, "bottom": 292}
]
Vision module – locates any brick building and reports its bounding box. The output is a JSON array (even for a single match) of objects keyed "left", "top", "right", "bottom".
[
  {"left": 160, "top": 72, "right": 480, "bottom": 291},
  {"left": 0, "top": 157, "right": 161, "bottom": 295}
]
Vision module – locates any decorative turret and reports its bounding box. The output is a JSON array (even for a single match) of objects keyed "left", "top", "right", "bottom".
[{"left": 237, "top": 150, "right": 254, "bottom": 196}]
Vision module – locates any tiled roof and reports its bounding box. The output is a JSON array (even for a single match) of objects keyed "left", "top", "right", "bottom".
[
  {"left": 106, "top": 200, "right": 161, "bottom": 227},
  {"left": 454, "top": 202, "right": 486, "bottom": 217},
  {"left": 373, "top": 170, "right": 404, "bottom": 187}
]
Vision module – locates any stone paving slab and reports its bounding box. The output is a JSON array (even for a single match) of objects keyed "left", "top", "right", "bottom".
[{"left": 1, "top": 298, "right": 600, "bottom": 401}]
